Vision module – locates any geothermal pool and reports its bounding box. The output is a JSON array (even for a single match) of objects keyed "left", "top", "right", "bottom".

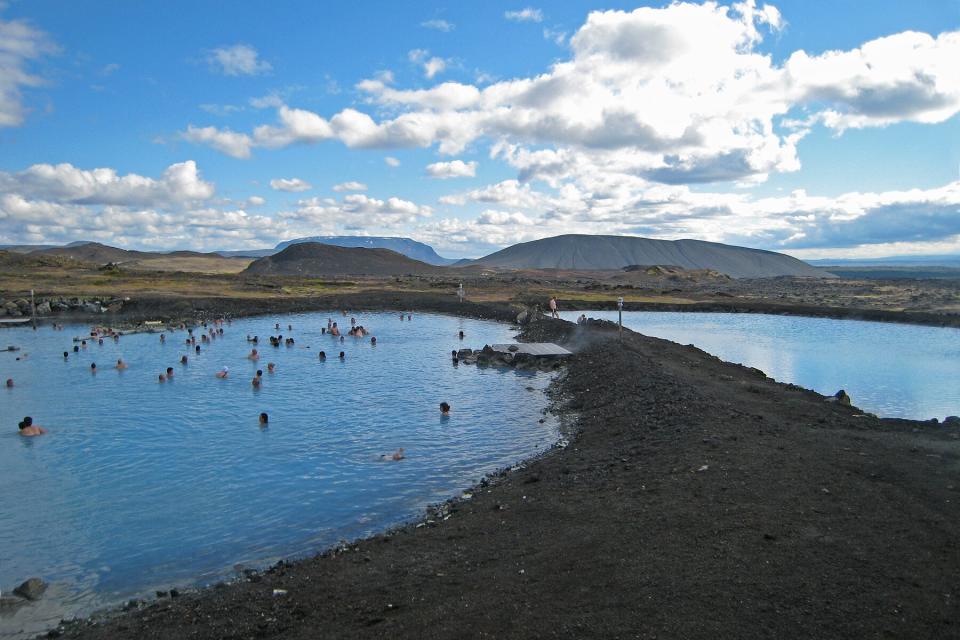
[
  {"left": 0, "top": 312, "right": 558, "bottom": 637},
  {"left": 561, "top": 310, "right": 960, "bottom": 421}
]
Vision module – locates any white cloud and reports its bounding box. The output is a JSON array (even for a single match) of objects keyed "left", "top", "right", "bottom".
[
  {"left": 785, "top": 30, "right": 960, "bottom": 131},
  {"left": 0, "top": 14, "right": 57, "bottom": 127},
  {"left": 206, "top": 44, "right": 272, "bottom": 76},
  {"left": 384, "top": 156, "right": 401, "bottom": 167},
  {"left": 249, "top": 93, "right": 284, "bottom": 109},
  {"left": 332, "top": 181, "right": 368, "bottom": 192},
  {"left": 247, "top": 196, "right": 266, "bottom": 206},
  {"left": 408, "top": 48, "right": 448, "bottom": 79},
  {"left": 426, "top": 159, "right": 477, "bottom": 179},
  {"left": 0, "top": 160, "right": 214, "bottom": 206},
  {"left": 269, "top": 177, "right": 312, "bottom": 192},
  {"left": 422, "top": 19, "right": 454, "bottom": 32},
  {"left": 505, "top": 8, "right": 544, "bottom": 23},
  {"left": 358, "top": 79, "right": 480, "bottom": 110},
  {"left": 543, "top": 27, "right": 567, "bottom": 45}
]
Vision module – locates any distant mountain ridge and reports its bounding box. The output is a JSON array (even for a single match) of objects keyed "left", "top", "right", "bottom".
[
  {"left": 243, "top": 242, "right": 444, "bottom": 277},
  {"left": 464, "top": 234, "right": 825, "bottom": 279}
]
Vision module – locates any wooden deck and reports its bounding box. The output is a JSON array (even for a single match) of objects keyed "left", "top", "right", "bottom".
[{"left": 490, "top": 342, "right": 572, "bottom": 357}]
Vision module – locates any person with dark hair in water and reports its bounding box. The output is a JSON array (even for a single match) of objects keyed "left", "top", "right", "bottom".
[
  {"left": 90, "top": 362, "right": 97, "bottom": 373},
  {"left": 259, "top": 412, "right": 269, "bottom": 426},
  {"left": 339, "top": 351, "right": 345, "bottom": 360},
  {"left": 440, "top": 402, "right": 451, "bottom": 416},
  {"left": 5, "top": 378, "right": 13, "bottom": 388},
  {"left": 18, "top": 416, "right": 46, "bottom": 436},
  {"left": 252, "top": 370, "right": 263, "bottom": 388},
  {"left": 318, "top": 351, "right": 326, "bottom": 361},
  {"left": 158, "top": 373, "right": 166, "bottom": 383},
  {"left": 166, "top": 367, "right": 174, "bottom": 379},
  {"left": 181, "top": 355, "right": 188, "bottom": 365},
  {"left": 63, "top": 351, "right": 69, "bottom": 359},
  {"left": 116, "top": 359, "right": 128, "bottom": 370}
]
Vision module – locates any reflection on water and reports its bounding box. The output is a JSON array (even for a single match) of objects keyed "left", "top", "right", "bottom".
[
  {"left": 562, "top": 310, "right": 960, "bottom": 420},
  {"left": 0, "top": 312, "right": 558, "bottom": 638}
]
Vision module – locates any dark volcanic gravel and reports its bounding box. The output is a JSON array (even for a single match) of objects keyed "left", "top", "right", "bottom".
[{"left": 55, "top": 317, "right": 960, "bottom": 639}]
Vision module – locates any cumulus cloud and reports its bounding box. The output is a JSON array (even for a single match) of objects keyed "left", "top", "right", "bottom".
[
  {"left": 182, "top": 125, "right": 253, "bottom": 159},
  {"left": 0, "top": 160, "right": 215, "bottom": 206},
  {"left": 270, "top": 177, "right": 312, "bottom": 192},
  {"left": 505, "top": 8, "right": 543, "bottom": 23},
  {"left": 785, "top": 30, "right": 960, "bottom": 130},
  {"left": 177, "top": 0, "right": 960, "bottom": 259},
  {"left": 0, "top": 161, "right": 299, "bottom": 251},
  {"left": 206, "top": 44, "right": 272, "bottom": 76},
  {"left": 422, "top": 19, "right": 454, "bottom": 32},
  {"left": 332, "top": 181, "right": 368, "bottom": 192},
  {"left": 0, "top": 160, "right": 440, "bottom": 251},
  {"left": 280, "top": 193, "right": 432, "bottom": 232},
  {"left": 426, "top": 160, "right": 477, "bottom": 179},
  {"left": 0, "top": 14, "right": 57, "bottom": 127},
  {"left": 384, "top": 156, "right": 401, "bottom": 167}
]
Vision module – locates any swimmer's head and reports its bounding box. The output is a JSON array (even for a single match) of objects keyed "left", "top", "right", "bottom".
[
  {"left": 166, "top": 367, "right": 173, "bottom": 375},
  {"left": 23, "top": 416, "right": 32, "bottom": 427},
  {"left": 339, "top": 351, "right": 345, "bottom": 359},
  {"left": 259, "top": 412, "right": 269, "bottom": 425},
  {"left": 5, "top": 378, "right": 13, "bottom": 387},
  {"left": 440, "top": 402, "right": 451, "bottom": 414},
  {"left": 256, "top": 369, "right": 263, "bottom": 377}
]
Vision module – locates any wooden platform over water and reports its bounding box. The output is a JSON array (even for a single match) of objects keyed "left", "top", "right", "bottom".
[{"left": 490, "top": 343, "right": 572, "bottom": 357}]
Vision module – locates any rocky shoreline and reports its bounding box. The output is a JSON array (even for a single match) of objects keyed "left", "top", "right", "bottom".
[{"left": 29, "top": 302, "right": 957, "bottom": 639}]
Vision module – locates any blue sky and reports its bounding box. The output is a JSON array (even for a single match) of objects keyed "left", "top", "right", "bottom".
[{"left": 0, "top": 0, "right": 958, "bottom": 259}]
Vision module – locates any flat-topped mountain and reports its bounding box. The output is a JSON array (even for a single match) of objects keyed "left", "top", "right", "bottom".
[
  {"left": 242, "top": 242, "right": 443, "bottom": 277},
  {"left": 465, "top": 234, "right": 826, "bottom": 278},
  {"left": 273, "top": 236, "right": 457, "bottom": 266}
]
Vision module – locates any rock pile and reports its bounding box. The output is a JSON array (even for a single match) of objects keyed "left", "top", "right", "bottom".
[
  {"left": 0, "top": 296, "right": 127, "bottom": 317},
  {"left": 455, "top": 345, "right": 565, "bottom": 372}
]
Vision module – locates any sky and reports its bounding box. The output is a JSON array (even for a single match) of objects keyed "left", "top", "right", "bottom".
[{"left": 0, "top": 0, "right": 958, "bottom": 260}]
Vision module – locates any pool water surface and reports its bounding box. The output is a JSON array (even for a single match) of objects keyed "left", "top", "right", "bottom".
[
  {"left": 0, "top": 311, "right": 558, "bottom": 637},
  {"left": 561, "top": 310, "right": 960, "bottom": 420}
]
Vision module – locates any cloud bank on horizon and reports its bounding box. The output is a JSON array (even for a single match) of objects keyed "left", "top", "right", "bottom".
[{"left": 0, "top": 1, "right": 958, "bottom": 259}]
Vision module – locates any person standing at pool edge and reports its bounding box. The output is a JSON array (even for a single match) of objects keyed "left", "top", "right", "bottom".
[{"left": 549, "top": 296, "right": 559, "bottom": 319}]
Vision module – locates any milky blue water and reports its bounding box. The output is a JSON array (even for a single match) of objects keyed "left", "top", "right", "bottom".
[
  {"left": 561, "top": 310, "right": 960, "bottom": 421},
  {"left": 0, "top": 312, "right": 558, "bottom": 638}
]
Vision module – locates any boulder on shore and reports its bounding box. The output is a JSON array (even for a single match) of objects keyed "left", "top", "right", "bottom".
[{"left": 13, "top": 577, "right": 47, "bottom": 601}]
